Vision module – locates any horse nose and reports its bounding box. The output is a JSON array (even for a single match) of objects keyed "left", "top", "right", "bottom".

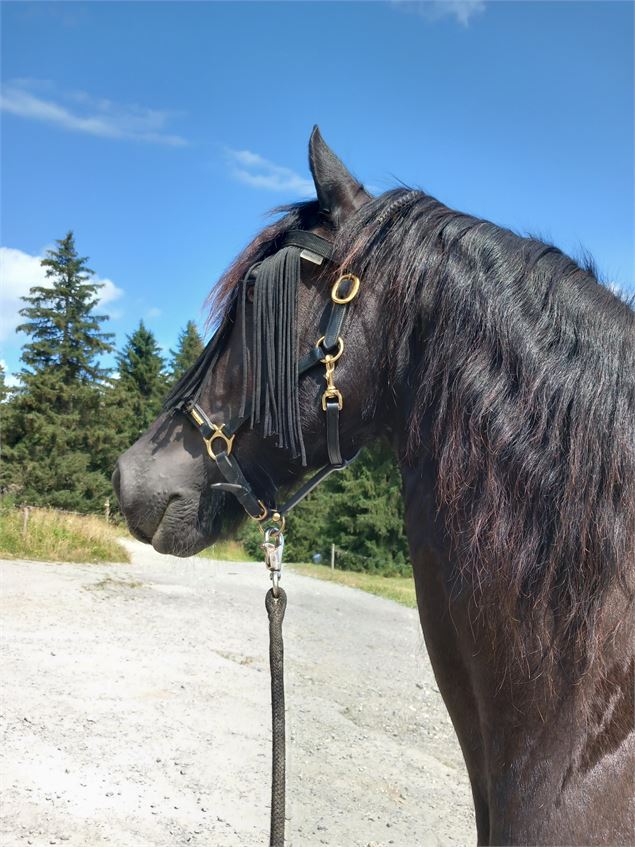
[
  {"left": 112, "top": 458, "right": 154, "bottom": 543},
  {"left": 112, "top": 458, "right": 135, "bottom": 520},
  {"left": 111, "top": 462, "right": 122, "bottom": 503}
]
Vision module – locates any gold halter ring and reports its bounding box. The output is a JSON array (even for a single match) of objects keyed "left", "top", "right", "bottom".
[
  {"left": 331, "top": 273, "right": 360, "bottom": 304},
  {"left": 203, "top": 424, "right": 235, "bottom": 461}
]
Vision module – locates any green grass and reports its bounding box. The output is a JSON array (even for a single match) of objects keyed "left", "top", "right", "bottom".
[
  {"left": 0, "top": 506, "right": 130, "bottom": 564},
  {"left": 287, "top": 562, "right": 417, "bottom": 608},
  {"left": 198, "top": 539, "right": 252, "bottom": 561},
  {"left": 198, "top": 538, "right": 417, "bottom": 607}
]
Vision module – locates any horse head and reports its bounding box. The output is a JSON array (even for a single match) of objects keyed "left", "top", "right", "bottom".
[{"left": 113, "top": 128, "right": 380, "bottom": 556}]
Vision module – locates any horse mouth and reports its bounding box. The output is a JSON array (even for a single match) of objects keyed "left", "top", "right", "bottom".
[
  {"left": 129, "top": 524, "right": 153, "bottom": 545},
  {"left": 148, "top": 495, "right": 214, "bottom": 557},
  {"left": 152, "top": 491, "right": 246, "bottom": 558}
]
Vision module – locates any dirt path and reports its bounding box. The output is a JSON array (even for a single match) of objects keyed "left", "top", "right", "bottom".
[{"left": 1, "top": 540, "right": 475, "bottom": 847}]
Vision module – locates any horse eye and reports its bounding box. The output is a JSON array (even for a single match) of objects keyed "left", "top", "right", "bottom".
[{"left": 246, "top": 283, "right": 255, "bottom": 304}]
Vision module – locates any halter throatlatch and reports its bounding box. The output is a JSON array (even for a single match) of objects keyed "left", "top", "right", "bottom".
[{"left": 175, "top": 229, "right": 360, "bottom": 527}]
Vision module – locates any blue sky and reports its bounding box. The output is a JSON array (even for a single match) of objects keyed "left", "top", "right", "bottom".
[{"left": 1, "top": 1, "right": 633, "bottom": 379}]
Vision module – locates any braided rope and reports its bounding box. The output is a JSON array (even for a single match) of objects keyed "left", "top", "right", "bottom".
[{"left": 265, "top": 587, "right": 287, "bottom": 847}]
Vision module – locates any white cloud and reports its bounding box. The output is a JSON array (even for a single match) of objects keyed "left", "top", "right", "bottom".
[
  {"left": 1, "top": 79, "right": 188, "bottom": 147},
  {"left": 0, "top": 246, "right": 124, "bottom": 342},
  {"left": 392, "top": 0, "right": 486, "bottom": 27},
  {"left": 0, "top": 359, "right": 20, "bottom": 389},
  {"left": 146, "top": 306, "right": 162, "bottom": 319},
  {"left": 100, "top": 279, "right": 124, "bottom": 306},
  {"left": 226, "top": 148, "right": 314, "bottom": 195},
  {"left": 607, "top": 282, "right": 633, "bottom": 304}
]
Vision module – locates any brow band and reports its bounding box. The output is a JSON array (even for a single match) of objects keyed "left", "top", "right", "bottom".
[{"left": 281, "top": 230, "right": 333, "bottom": 261}]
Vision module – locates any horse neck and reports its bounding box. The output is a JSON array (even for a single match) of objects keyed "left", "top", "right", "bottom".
[
  {"left": 398, "top": 442, "right": 632, "bottom": 836},
  {"left": 397, "top": 415, "right": 634, "bottom": 823}
]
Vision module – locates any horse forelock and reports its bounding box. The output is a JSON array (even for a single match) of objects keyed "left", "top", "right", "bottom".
[{"left": 205, "top": 200, "right": 321, "bottom": 329}]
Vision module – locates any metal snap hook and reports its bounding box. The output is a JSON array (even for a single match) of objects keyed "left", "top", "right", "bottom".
[{"left": 261, "top": 527, "right": 285, "bottom": 598}]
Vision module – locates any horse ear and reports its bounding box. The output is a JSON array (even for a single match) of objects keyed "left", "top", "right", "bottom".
[{"left": 308, "top": 126, "right": 370, "bottom": 228}]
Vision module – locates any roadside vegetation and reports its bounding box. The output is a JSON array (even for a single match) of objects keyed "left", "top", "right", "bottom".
[
  {"left": 199, "top": 539, "right": 253, "bottom": 562},
  {"left": 287, "top": 562, "right": 417, "bottom": 608},
  {"left": 200, "top": 536, "right": 417, "bottom": 608},
  {"left": 0, "top": 501, "right": 129, "bottom": 564},
  {"left": 0, "top": 500, "right": 415, "bottom": 605}
]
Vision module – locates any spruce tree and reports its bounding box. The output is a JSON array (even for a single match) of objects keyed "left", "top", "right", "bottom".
[
  {"left": 169, "top": 320, "right": 204, "bottom": 383},
  {"left": 2, "top": 232, "right": 115, "bottom": 511},
  {"left": 18, "top": 232, "right": 113, "bottom": 382},
  {"left": 327, "top": 443, "right": 410, "bottom": 573},
  {"left": 112, "top": 321, "right": 168, "bottom": 445}
]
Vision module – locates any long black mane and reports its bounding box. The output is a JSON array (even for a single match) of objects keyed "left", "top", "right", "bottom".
[
  {"left": 335, "top": 189, "right": 635, "bottom": 668},
  {"left": 191, "top": 187, "right": 633, "bottom": 668}
]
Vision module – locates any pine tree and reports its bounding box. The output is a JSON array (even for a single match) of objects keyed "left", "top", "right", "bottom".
[
  {"left": 169, "top": 320, "right": 204, "bottom": 383},
  {"left": 18, "top": 232, "right": 113, "bottom": 383},
  {"left": 2, "top": 232, "right": 116, "bottom": 511},
  {"left": 327, "top": 443, "right": 410, "bottom": 573},
  {"left": 112, "top": 321, "right": 168, "bottom": 445}
]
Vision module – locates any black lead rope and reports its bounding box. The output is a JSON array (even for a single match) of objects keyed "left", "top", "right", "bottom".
[
  {"left": 265, "top": 586, "right": 287, "bottom": 847},
  {"left": 174, "top": 230, "right": 364, "bottom": 845}
]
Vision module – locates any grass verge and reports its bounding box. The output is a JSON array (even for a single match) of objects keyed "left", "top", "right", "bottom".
[
  {"left": 287, "top": 562, "right": 417, "bottom": 608},
  {"left": 199, "top": 540, "right": 417, "bottom": 607},
  {"left": 0, "top": 507, "right": 130, "bottom": 564},
  {"left": 198, "top": 540, "right": 252, "bottom": 561}
]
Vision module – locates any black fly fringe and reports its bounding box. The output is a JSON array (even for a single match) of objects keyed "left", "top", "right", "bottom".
[
  {"left": 248, "top": 247, "right": 306, "bottom": 464},
  {"left": 165, "top": 246, "right": 306, "bottom": 464},
  {"left": 238, "top": 265, "right": 252, "bottom": 419}
]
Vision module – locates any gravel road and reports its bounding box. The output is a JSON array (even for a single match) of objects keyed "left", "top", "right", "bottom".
[{"left": 1, "top": 539, "right": 475, "bottom": 847}]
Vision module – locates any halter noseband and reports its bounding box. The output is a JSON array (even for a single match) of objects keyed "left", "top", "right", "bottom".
[{"left": 177, "top": 230, "right": 360, "bottom": 528}]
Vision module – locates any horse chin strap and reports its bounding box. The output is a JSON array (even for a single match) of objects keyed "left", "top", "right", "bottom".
[{"left": 178, "top": 229, "right": 360, "bottom": 532}]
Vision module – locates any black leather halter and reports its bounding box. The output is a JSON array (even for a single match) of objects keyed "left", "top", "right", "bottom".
[{"left": 177, "top": 230, "right": 359, "bottom": 527}]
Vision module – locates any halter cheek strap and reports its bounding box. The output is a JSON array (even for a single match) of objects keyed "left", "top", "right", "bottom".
[
  {"left": 183, "top": 404, "right": 267, "bottom": 520},
  {"left": 178, "top": 230, "right": 360, "bottom": 525}
]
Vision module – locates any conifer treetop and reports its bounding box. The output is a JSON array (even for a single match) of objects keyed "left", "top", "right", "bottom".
[
  {"left": 17, "top": 231, "right": 114, "bottom": 383},
  {"left": 169, "top": 320, "right": 204, "bottom": 382}
]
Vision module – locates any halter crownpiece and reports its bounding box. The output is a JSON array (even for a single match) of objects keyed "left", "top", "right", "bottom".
[{"left": 175, "top": 229, "right": 361, "bottom": 527}]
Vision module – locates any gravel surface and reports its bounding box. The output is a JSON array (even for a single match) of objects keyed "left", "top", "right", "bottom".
[{"left": 1, "top": 539, "right": 475, "bottom": 847}]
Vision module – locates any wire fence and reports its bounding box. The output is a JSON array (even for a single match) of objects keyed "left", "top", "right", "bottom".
[
  {"left": 0, "top": 499, "right": 117, "bottom": 539},
  {"left": 308, "top": 542, "right": 374, "bottom": 571}
]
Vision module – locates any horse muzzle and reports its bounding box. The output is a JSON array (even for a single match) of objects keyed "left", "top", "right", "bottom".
[{"left": 112, "top": 457, "right": 219, "bottom": 556}]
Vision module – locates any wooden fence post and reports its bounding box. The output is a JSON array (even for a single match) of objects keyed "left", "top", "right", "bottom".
[
  {"left": 104, "top": 498, "right": 110, "bottom": 523},
  {"left": 331, "top": 543, "right": 335, "bottom": 571},
  {"left": 22, "top": 506, "right": 29, "bottom": 539}
]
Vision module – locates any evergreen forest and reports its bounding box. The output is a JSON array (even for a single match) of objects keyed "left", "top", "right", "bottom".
[{"left": 1, "top": 233, "right": 410, "bottom": 574}]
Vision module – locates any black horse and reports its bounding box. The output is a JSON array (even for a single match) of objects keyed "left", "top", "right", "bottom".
[{"left": 114, "top": 128, "right": 634, "bottom": 845}]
